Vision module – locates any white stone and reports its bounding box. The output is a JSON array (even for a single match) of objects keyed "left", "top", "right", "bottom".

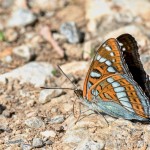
[
  {"left": 7, "top": 8, "right": 37, "bottom": 27},
  {"left": 86, "top": 0, "right": 112, "bottom": 33},
  {"left": 13, "top": 44, "right": 35, "bottom": 61},
  {"left": 25, "top": 117, "right": 45, "bottom": 128},
  {"left": 32, "top": 138, "right": 44, "bottom": 148},
  {"left": 0, "top": 62, "right": 53, "bottom": 87},
  {"left": 41, "top": 130, "right": 56, "bottom": 138},
  {"left": 39, "top": 89, "right": 62, "bottom": 104},
  {"left": 60, "top": 61, "right": 88, "bottom": 74}
]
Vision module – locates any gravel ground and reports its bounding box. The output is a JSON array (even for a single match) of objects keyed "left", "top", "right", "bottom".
[{"left": 0, "top": 0, "right": 150, "bottom": 149}]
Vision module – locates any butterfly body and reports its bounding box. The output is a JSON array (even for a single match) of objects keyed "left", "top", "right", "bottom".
[{"left": 76, "top": 34, "right": 150, "bottom": 122}]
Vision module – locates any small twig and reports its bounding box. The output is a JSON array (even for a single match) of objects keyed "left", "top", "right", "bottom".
[{"left": 40, "top": 25, "right": 64, "bottom": 58}]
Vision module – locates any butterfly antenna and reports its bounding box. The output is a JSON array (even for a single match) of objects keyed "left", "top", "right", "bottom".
[
  {"left": 40, "top": 87, "right": 75, "bottom": 90},
  {"left": 57, "top": 65, "right": 78, "bottom": 89}
]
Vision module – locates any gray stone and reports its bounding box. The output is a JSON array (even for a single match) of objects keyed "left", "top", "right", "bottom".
[
  {"left": 21, "top": 144, "right": 32, "bottom": 150},
  {"left": 49, "top": 115, "right": 65, "bottom": 124},
  {"left": 2, "top": 110, "right": 12, "bottom": 118},
  {"left": 32, "top": 138, "right": 44, "bottom": 148},
  {"left": 39, "top": 89, "right": 63, "bottom": 104},
  {"left": 25, "top": 117, "right": 45, "bottom": 128},
  {"left": 0, "top": 62, "right": 53, "bottom": 87},
  {"left": 60, "top": 22, "right": 82, "bottom": 44},
  {"left": 76, "top": 138, "right": 105, "bottom": 150},
  {"left": 7, "top": 8, "right": 37, "bottom": 27},
  {"left": 45, "top": 140, "right": 53, "bottom": 145}
]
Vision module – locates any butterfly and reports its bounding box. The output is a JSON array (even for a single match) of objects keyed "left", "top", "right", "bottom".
[{"left": 74, "top": 33, "right": 150, "bottom": 122}]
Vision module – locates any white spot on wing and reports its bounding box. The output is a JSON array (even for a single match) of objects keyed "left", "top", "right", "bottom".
[
  {"left": 105, "top": 60, "right": 112, "bottom": 66},
  {"left": 105, "top": 46, "right": 111, "bottom": 51},
  {"left": 124, "top": 106, "right": 134, "bottom": 112},
  {"left": 107, "top": 67, "right": 116, "bottom": 73},
  {"left": 116, "top": 92, "right": 127, "bottom": 98},
  {"left": 103, "top": 43, "right": 106, "bottom": 47},
  {"left": 90, "top": 71, "right": 101, "bottom": 78},
  {"left": 118, "top": 42, "right": 123, "bottom": 47},
  {"left": 107, "top": 77, "right": 114, "bottom": 83},
  {"left": 120, "top": 101, "right": 134, "bottom": 112},
  {"left": 99, "top": 57, "right": 106, "bottom": 62},
  {"left": 110, "top": 52, "right": 115, "bottom": 56},
  {"left": 120, "top": 97, "right": 134, "bottom": 112},
  {"left": 114, "top": 87, "right": 125, "bottom": 92},
  {"left": 112, "top": 82, "right": 120, "bottom": 87},
  {"left": 122, "top": 48, "right": 126, "bottom": 51},
  {"left": 88, "top": 82, "right": 92, "bottom": 89},
  {"left": 96, "top": 54, "right": 101, "bottom": 60},
  {"left": 92, "top": 89, "right": 99, "bottom": 96}
]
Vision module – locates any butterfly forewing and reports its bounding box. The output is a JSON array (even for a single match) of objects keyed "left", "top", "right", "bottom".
[{"left": 83, "top": 38, "right": 132, "bottom": 100}]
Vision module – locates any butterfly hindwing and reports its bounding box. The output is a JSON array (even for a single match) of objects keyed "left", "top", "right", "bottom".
[{"left": 89, "top": 73, "right": 150, "bottom": 118}]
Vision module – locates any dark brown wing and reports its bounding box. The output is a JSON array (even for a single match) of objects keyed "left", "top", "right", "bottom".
[{"left": 117, "top": 33, "right": 150, "bottom": 98}]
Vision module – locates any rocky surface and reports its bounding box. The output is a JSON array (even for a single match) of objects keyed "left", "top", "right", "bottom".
[{"left": 0, "top": 0, "right": 150, "bottom": 149}]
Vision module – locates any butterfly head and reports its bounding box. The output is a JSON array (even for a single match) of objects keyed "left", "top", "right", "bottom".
[{"left": 74, "top": 89, "right": 83, "bottom": 99}]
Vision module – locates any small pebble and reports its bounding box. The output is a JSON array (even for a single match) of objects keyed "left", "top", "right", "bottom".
[
  {"left": 45, "top": 140, "right": 53, "bottom": 145},
  {"left": 25, "top": 117, "right": 45, "bottom": 128},
  {"left": 7, "top": 8, "right": 37, "bottom": 27},
  {"left": 39, "top": 89, "right": 62, "bottom": 104},
  {"left": 41, "top": 130, "right": 56, "bottom": 138},
  {"left": 4, "top": 55, "right": 13, "bottom": 63},
  {"left": 2, "top": 110, "right": 13, "bottom": 118},
  {"left": 5, "top": 28, "right": 18, "bottom": 42},
  {"left": 32, "top": 138, "right": 44, "bottom": 148},
  {"left": 21, "top": 143, "right": 32, "bottom": 150},
  {"left": 13, "top": 44, "right": 35, "bottom": 61},
  {"left": 49, "top": 115, "right": 65, "bottom": 124},
  {"left": 60, "top": 22, "right": 82, "bottom": 44}
]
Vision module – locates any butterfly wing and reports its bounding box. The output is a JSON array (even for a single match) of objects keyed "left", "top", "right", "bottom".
[
  {"left": 117, "top": 33, "right": 150, "bottom": 99},
  {"left": 90, "top": 73, "right": 150, "bottom": 118},
  {"left": 83, "top": 38, "right": 132, "bottom": 100},
  {"left": 83, "top": 35, "right": 150, "bottom": 119}
]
